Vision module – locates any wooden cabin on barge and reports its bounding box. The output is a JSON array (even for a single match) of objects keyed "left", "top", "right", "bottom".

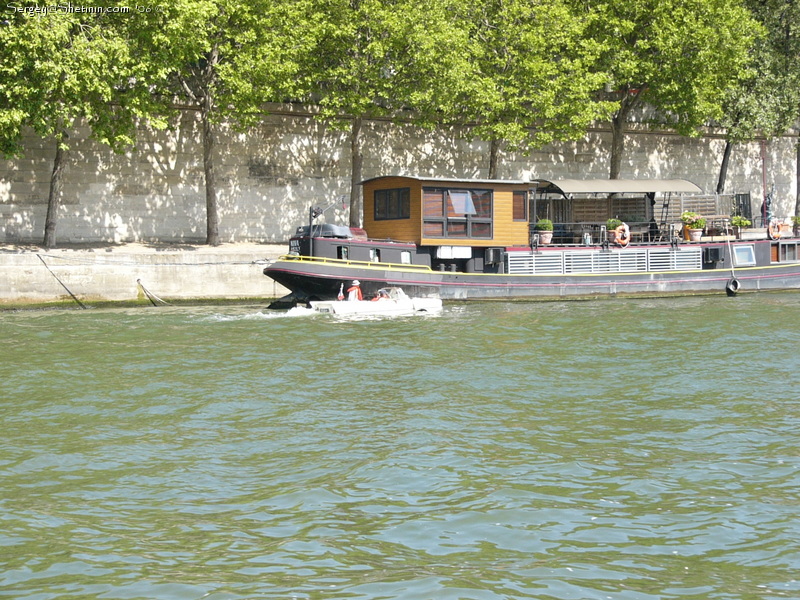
[{"left": 357, "top": 175, "right": 705, "bottom": 272}]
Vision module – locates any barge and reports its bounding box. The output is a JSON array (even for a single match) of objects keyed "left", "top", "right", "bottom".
[{"left": 264, "top": 176, "right": 800, "bottom": 303}]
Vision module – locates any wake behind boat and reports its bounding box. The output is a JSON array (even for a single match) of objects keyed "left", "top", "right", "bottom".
[
  {"left": 287, "top": 286, "right": 442, "bottom": 317},
  {"left": 265, "top": 175, "right": 800, "bottom": 303}
]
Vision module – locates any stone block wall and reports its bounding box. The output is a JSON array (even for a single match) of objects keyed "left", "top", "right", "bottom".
[{"left": 1, "top": 104, "right": 797, "bottom": 244}]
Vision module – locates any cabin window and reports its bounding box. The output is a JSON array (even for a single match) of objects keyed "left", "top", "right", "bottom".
[
  {"left": 779, "top": 242, "right": 799, "bottom": 262},
  {"left": 423, "top": 187, "right": 493, "bottom": 239},
  {"left": 732, "top": 245, "right": 756, "bottom": 267},
  {"left": 513, "top": 191, "right": 527, "bottom": 221},
  {"left": 374, "top": 188, "right": 410, "bottom": 220},
  {"left": 448, "top": 190, "right": 476, "bottom": 215}
]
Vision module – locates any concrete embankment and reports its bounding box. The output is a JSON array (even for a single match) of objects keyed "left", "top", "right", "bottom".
[{"left": 0, "top": 243, "right": 290, "bottom": 308}]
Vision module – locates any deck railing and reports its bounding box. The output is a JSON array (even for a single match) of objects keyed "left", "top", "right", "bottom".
[
  {"left": 507, "top": 247, "right": 703, "bottom": 275},
  {"left": 281, "top": 254, "right": 433, "bottom": 272},
  {"left": 539, "top": 221, "right": 667, "bottom": 245}
]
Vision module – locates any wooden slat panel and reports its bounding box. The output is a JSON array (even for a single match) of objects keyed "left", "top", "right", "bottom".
[{"left": 363, "top": 177, "right": 420, "bottom": 243}]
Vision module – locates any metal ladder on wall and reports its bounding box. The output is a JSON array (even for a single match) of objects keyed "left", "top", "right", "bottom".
[{"left": 657, "top": 193, "right": 674, "bottom": 241}]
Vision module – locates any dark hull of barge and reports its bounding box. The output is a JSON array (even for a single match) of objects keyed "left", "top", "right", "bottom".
[{"left": 265, "top": 240, "right": 800, "bottom": 302}]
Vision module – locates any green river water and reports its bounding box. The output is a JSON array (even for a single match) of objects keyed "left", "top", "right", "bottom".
[{"left": 1, "top": 294, "right": 799, "bottom": 600}]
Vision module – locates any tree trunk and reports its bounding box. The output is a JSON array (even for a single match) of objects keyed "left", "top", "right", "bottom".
[
  {"left": 43, "top": 133, "right": 68, "bottom": 249},
  {"left": 202, "top": 48, "right": 220, "bottom": 246},
  {"left": 609, "top": 109, "right": 625, "bottom": 180},
  {"left": 488, "top": 138, "right": 501, "bottom": 179},
  {"left": 202, "top": 107, "right": 219, "bottom": 246},
  {"left": 795, "top": 140, "right": 800, "bottom": 217},
  {"left": 608, "top": 88, "right": 645, "bottom": 180},
  {"left": 349, "top": 116, "right": 363, "bottom": 228},
  {"left": 717, "top": 140, "right": 733, "bottom": 194}
]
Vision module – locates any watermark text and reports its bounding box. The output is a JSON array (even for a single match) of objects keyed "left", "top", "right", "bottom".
[{"left": 6, "top": 3, "right": 165, "bottom": 15}]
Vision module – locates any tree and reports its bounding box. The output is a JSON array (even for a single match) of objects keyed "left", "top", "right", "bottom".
[
  {"left": 137, "top": 0, "right": 320, "bottom": 245},
  {"left": 307, "top": 0, "right": 476, "bottom": 226},
  {"left": 0, "top": 5, "right": 145, "bottom": 248},
  {"left": 578, "top": 0, "right": 760, "bottom": 179},
  {"left": 458, "top": 0, "right": 615, "bottom": 178},
  {"left": 717, "top": 0, "right": 800, "bottom": 195}
]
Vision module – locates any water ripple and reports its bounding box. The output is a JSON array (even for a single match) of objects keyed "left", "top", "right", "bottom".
[{"left": 2, "top": 295, "right": 800, "bottom": 598}]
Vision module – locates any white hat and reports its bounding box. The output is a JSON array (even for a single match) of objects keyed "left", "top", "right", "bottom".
[{"left": 352, "top": 280, "right": 360, "bottom": 285}]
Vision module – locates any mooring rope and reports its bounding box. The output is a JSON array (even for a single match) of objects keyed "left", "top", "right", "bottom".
[
  {"left": 723, "top": 223, "right": 740, "bottom": 296},
  {"left": 36, "top": 254, "right": 88, "bottom": 309},
  {"left": 137, "top": 279, "right": 171, "bottom": 306}
]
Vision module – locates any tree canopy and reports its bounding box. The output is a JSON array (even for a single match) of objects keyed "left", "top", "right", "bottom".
[
  {"left": 129, "top": 0, "right": 322, "bottom": 244},
  {"left": 304, "top": 0, "right": 478, "bottom": 225},
  {"left": 716, "top": 0, "right": 800, "bottom": 199},
  {"left": 0, "top": 4, "right": 153, "bottom": 246},
  {"left": 579, "top": 0, "right": 762, "bottom": 178},
  {"left": 457, "top": 0, "right": 616, "bottom": 176},
  {"left": 1, "top": 0, "right": 793, "bottom": 241}
]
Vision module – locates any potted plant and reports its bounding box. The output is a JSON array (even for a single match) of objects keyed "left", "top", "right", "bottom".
[
  {"left": 534, "top": 218, "right": 554, "bottom": 244},
  {"left": 730, "top": 215, "right": 751, "bottom": 239},
  {"left": 680, "top": 211, "right": 706, "bottom": 241}
]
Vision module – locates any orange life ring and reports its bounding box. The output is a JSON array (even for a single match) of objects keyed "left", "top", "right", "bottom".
[
  {"left": 614, "top": 224, "right": 630, "bottom": 247},
  {"left": 768, "top": 221, "right": 782, "bottom": 240}
]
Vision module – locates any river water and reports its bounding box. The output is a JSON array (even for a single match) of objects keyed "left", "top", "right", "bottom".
[{"left": 2, "top": 293, "right": 799, "bottom": 600}]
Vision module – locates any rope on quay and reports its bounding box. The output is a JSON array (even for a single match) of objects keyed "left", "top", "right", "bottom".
[
  {"left": 36, "top": 254, "right": 88, "bottom": 309},
  {"left": 137, "top": 279, "right": 171, "bottom": 306}
]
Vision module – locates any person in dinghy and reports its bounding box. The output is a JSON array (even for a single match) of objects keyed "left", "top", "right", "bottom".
[{"left": 346, "top": 280, "right": 363, "bottom": 301}]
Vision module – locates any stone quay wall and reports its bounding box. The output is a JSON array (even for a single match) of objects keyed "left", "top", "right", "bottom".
[
  {"left": 2, "top": 104, "right": 799, "bottom": 246},
  {"left": 0, "top": 243, "right": 289, "bottom": 307}
]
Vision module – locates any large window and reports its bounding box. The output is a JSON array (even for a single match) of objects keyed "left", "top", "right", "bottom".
[
  {"left": 374, "top": 188, "right": 410, "bottom": 220},
  {"left": 423, "top": 187, "right": 492, "bottom": 238}
]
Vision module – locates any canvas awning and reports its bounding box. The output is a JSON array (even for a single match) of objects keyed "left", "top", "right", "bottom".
[
  {"left": 537, "top": 179, "right": 702, "bottom": 196},
  {"left": 359, "top": 175, "right": 703, "bottom": 195}
]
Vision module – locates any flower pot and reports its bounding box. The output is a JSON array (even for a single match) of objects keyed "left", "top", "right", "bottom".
[
  {"left": 537, "top": 231, "right": 553, "bottom": 245},
  {"left": 688, "top": 228, "right": 703, "bottom": 242}
]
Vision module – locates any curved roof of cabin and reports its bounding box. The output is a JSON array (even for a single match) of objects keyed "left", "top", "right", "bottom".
[
  {"left": 360, "top": 175, "right": 702, "bottom": 195},
  {"left": 540, "top": 178, "right": 702, "bottom": 194}
]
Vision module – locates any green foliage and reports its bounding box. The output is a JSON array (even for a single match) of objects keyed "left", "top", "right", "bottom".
[
  {"left": 131, "top": 0, "right": 318, "bottom": 125},
  {"left": 456, "top": 0, "right": 615, "bottom": 151},
  {"left": 577, "top": 0, "right": 761, "bottom": 177},
  {"left": 587, "top": 0, "right": 759, "bottom": 132},
  {"left": 731, "top": 215, "right": 752, "bottom": 227},
  {"left": 121, "top": 0, "right": 323, "bottom": 243},
  {"left": 719, "top": 0, "right": 800, "bottom": 143},
  {"left": 606, "top": 218, "right": 623, "bottom": 230},
  {"left": 534, "top": 218, "right": 554, "bottom": 231},
  {"left": 0, "top": 7, "right": 145, "bottom": 157},
  {"left": 306, "top": 0, "right": 474, "bottom": 128}
]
